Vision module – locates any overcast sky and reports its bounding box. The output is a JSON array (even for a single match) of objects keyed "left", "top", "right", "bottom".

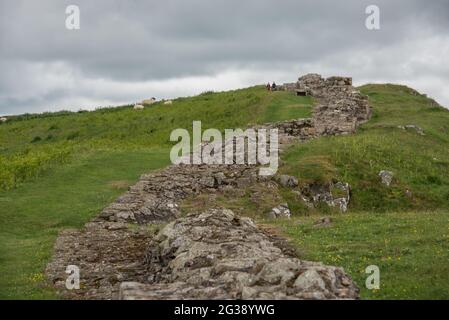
[{"left": 0, "top": 0, "right": 448, "bottom": 116}]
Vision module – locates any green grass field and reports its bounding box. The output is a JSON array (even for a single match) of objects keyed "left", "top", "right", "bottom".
[
  {"left": 1, "top": 83, "right": 448, "bottom": 299},
  {"left": 269, "top": 211, "right": 449, "bottom": 299},
  {"left": 0, "top": 88, "right": 311, "bottom": 191},
  {"left": 261, "top": 92, "right": 313, "bottom": 123},
  {"left": 0, "top": 149, "right": 170, "bottom": 299}
]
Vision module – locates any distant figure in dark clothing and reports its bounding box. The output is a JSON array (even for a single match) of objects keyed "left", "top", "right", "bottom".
[
  {"left": 271, "top": 82, "right": 277, "bottom": 91},
  {"left": 266, "top": 82, "right": 271, "bottom": 91}
]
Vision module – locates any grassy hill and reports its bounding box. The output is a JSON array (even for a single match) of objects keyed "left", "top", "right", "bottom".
[
  {"left": 0, "top": 87, "right": 312, "bottom": 298},
  {"left": 0, "top": 83, "right": 448, "bottom": 299},
  {"left": 0, "top": 88, "right": 311, "bottom": 191},
  {"left": 280, "top": 84, "right": 449, "bottom": 212},
  {"left": 272, "top": 84, "right": 449, "bottom": 299}
]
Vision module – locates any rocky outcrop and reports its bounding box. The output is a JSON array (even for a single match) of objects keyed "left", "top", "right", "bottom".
[
  {"left": 300, "top": 181, "right": 351, "bottom": 213},
  {"left": 45, "top": 73, "right": 371, "bottom": 300},
  {"left": 275, "top": 174, "right": 299, "bottom": 188},
  {"left": 269, "top": 203, "right": 291, "bottom": 219},
  {"left": 379, "top": 170, "right": 394, "bottom": 186},
  {"left": 120, "top": 209, "right": 358, "bottom": 300}
]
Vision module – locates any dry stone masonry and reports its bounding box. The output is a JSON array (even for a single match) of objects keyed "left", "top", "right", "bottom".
[
  {"left": 120, "top": 209, "right": 358, "bottom": 299},
  {"left": 295, "top": 74, "right": 371, "bottom": 136},
  {"left": 46, "top": 73, "right": 371, "bottom": 300}
]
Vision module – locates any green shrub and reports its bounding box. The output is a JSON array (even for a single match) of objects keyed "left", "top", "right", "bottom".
[{"left": 0, "top": 144, "right": 73, "bottom": 190}]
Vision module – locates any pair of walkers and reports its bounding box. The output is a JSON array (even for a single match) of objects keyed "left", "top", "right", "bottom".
[{"left": 266, "top": 82, "right": 277, "bottom": 91}]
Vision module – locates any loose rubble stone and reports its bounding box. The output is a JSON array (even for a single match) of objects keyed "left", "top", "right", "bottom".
[
  {"left": 269, "top": 203, "right": 291, "bottom": 219},
  {"left": 379, "top": 170, "right": 394, "bottom": 186},
  {"left": 332, "top": 182, "right": 351, "bottom": 212},
  {"left": 276, "top": 174, "right": 299, "bottom": 188},
  {"left": 300, "top": 181, "right": 351, "bottom": 212},
  {"left": 45, "top": 223, "right": 154, "bottom": 299},
  {"left": 119, "top": 209, "right": 358, "bottom": 299}
]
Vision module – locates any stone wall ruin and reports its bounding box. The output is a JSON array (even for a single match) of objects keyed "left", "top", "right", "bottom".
[{"left": 45, "top": 73, "right": 371, "bottom": 300}]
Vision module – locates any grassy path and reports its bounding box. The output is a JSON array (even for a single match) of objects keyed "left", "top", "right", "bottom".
[{"left": 261, "top": 93, "right": 312, "bottom": 123}]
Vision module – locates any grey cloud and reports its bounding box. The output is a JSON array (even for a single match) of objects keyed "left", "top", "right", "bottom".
[{"left": 1, "top": 0, "right": 448, "bottom": 115}]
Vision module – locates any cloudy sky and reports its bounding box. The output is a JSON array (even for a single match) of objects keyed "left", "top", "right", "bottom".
[{"left": 0, "top": 0, "right": 448, "bottom": 116}]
